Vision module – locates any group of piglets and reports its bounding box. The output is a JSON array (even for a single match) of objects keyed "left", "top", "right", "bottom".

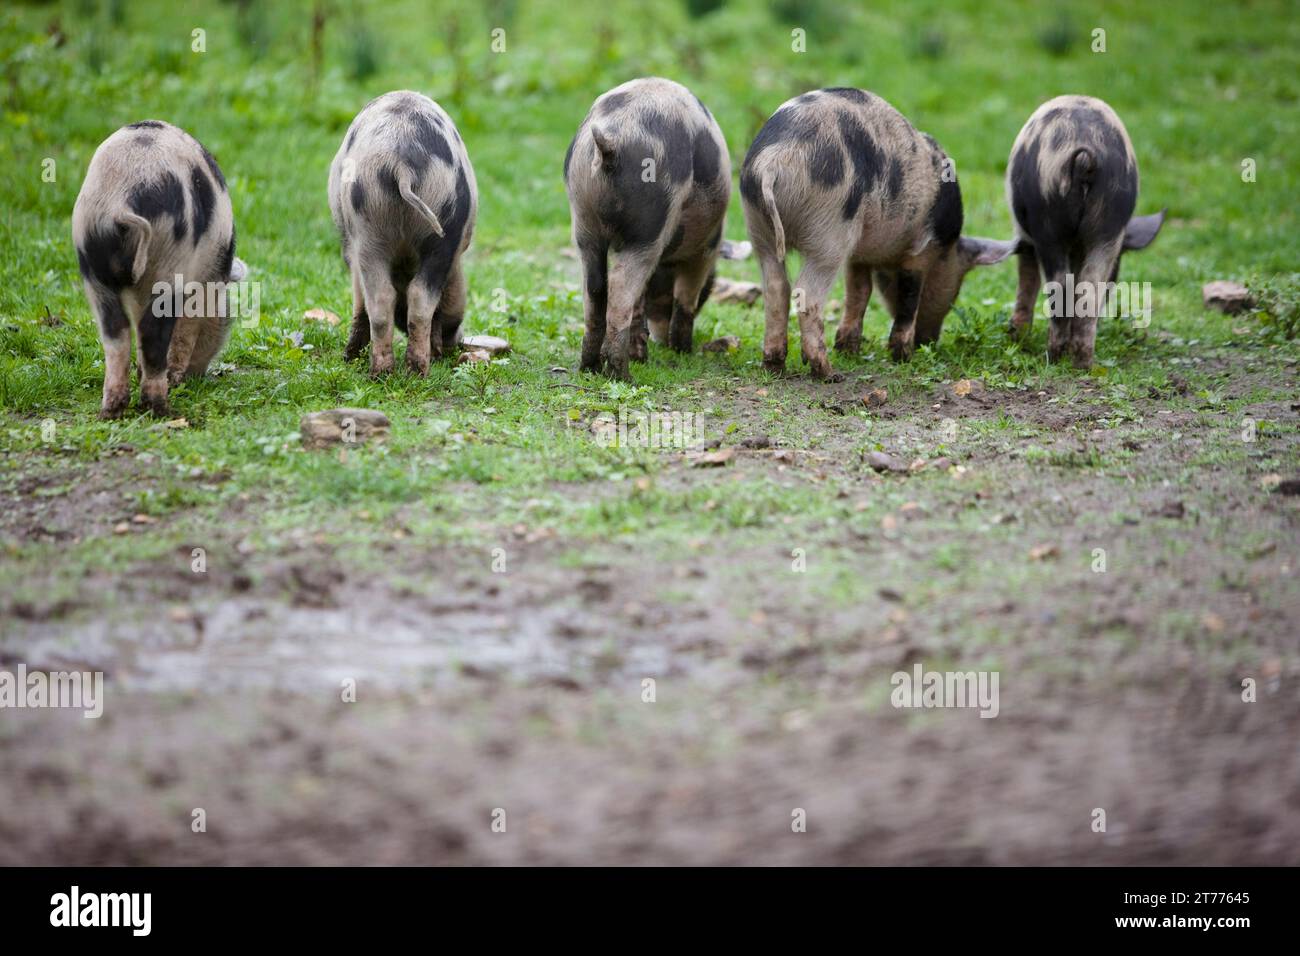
[
  {"left": 568, "top": 79, "right": 1164, "bottom": 382},
  {"left": 72, "top": 81, "right": 1163, "bottom": 417}
]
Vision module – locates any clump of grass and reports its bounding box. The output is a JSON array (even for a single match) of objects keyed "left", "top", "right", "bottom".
[
  {"left": 346, "top": 21, "right": 381, "bottom": 81},
  {"left": 1038, "top": 11, "right": 1074, "bottom": 56},
  {"left": 771, "top": 0, "right": 836, "bottom": 37},
  {"left": 1247, "top": 273, "right": 1300, "bottom": 339},
  {"left": 913, "top": 26, "right": 948, "bottom": 60},
  {"left": 683, "top": 0, "right": 728, "bottom": 18}
]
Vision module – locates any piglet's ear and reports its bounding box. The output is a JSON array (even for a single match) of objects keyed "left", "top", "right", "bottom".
[
  {"left": 958, "top": 236, "right": 1018, "bottom": 266},
  {"left": 1123, "top": 209, "right": 1166, "bottom": 251}
]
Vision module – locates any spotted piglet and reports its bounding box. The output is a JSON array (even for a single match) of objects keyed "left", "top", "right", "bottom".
[
  {"left": 564, "top": 77, "right": 731, "bottom": 380},
  {"left": 72, "top": 121, "right": 245, "bottom": 418},
  {"left": 329, "top": 91, "right": 478, "bottom": 376},
  {"left": 741, "top": 88, "right": 1016, "bottom": 379},
  {"left": 1006, "top": 95, "right": 1165, "bottom": 367}
]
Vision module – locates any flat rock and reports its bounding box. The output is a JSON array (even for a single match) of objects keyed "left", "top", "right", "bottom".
[
  {"left": 460, "top": 335, "right": 511, "bottom": 355},
  {"left": 300, "top": 408, "right": 391, "bottom": 449},
  {"left": 702, "top": 335, "right": 741, "bottom": 353},
  {"left": 303, "top": 308, "right": 341, "bottom": 326},
  {"left": 692, "top": 448, "right": 735, "bottom": 467},
  {"left": 862, "top": 387, "right": 888, "bottom": 408},
  {"left": 866, "top": 451, "right": 909, "bottom": 474},
  {"left": 719, "top": 239, "right": 752, "bottom": 261},
  {"left": 1202, "top": 280, "right": 1255, "bottom": 314},
  {"left": 711, "top": 278, "right": 762, "bottom": 306}
]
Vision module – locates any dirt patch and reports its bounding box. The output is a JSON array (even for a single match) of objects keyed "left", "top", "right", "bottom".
[{"left": 1, "top": 362, "right": 1296, "bottom": 864}]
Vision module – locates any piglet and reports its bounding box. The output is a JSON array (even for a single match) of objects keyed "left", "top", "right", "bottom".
[
  {"left": 565, "top": 77, "right": 732, "bottom": 380},
  {"left": 1006, "top": 95, "right": 1165, "bottom": 367},
  {"left": 72, "top": 121, "right": 244, "bottom": 417},
  {"left": 329, "top": 91, "right": 478, "bottom": 376},
  {"left": 740, "top": 88, "right": 1016, "bottom": 379}
]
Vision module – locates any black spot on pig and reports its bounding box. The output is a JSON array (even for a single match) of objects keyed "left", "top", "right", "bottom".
[
  {"left": 419, "top": 164, "right": 473, "bottom": 292},
  {"left": 215, "top": 228, "right": 236, "bottom": 282},
  {"left": 885, "top": 158, "right": 904, "bottom": 202},
  {"left": 350, "top": 180, "right": 366, "bottom": 213},
  {"left": 598, "top": 138, "right": 671, "bottom": 250},
  {"left": 744, "top": 106, "right": 820, "bottom": 166},
  {"left": 837, "top": 112, "right": 884, "bottom": 220},
  {"left": 822, "top": 87, "right": 871, "bottom": 104},
  {"left": 693, "top": 94, "right": 712, "bottom": 119},
  {"left": 77, "top": 224, "right": 135, "bottom": 289},
  {"left": 928, "top": 176, "right": 963, "bottom": 247},
  {"left": 696, "top": 269, "right": 715, "bottom": 311},
  {"left": 138, "top": 291, "right": 176, "bottom": 372},
  {"left": 662, "top": 221, "right": 685, "bottom": 258},
  {"left": 198, "top": 144, "right": 226, "bottom": 191},
  {"left": 346, "top": 127, "right": 358, "bottom": 151},
  {"left": 129, "top": 171, "right": 187, "bottom": 242},
  {"left": 408, "top": 111, "right": 454, "bottom": 166},
  {"left": 692, "top": 130, "right": 721, "bottom": 186},
  {"left": 809, "top": 138, "right": 844, "bottom": 187},
  {"left": 598, "top": 92, "right": 630, "bottom": 114},
  {"left": 134, "top": 135, "right": 155, "bottom": 148},
  {"left": 738, "top": 168, "right": 762, "bottom": 209},
  {"left": 91, "top": 285, "right": 130, "bottom": 338},
  {"left": 125, "top": 120, "right": 164, "bottom": 130},
  {"left": 641, "top": 110, "right": 692, "bottom": 182},
  {"left": 189, "top": 164, "right": 216, "bottom": 245},
  {"left": 563, "top": 132, "right": 578, "bottom": 181},
  {"left": 376, "top": 165, "right": 402, "bottom": 200}
]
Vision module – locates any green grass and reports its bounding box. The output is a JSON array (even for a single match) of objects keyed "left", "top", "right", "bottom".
[{"left": 1, "top": 0, "right": 1297, "bottom": 564}]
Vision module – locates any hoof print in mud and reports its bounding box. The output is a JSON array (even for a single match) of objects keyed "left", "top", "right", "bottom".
[{"left": 299, "top": 408, "right": 391, "bottom": 449}]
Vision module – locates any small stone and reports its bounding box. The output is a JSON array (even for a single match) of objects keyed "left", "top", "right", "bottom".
[
  {"left": 739, "top": 435, "right": 771, "bottom": 449},
  {"left": 457, "top": 349, "right": 492, "bottom": 365},
  {"left": 862, "top": 387, "right": 888, "bottom": 408},
  {"left": 1029, "top": 544, "right": 1059, "bottom": 561},
  {"left": 300, "top": 408, "right": 391, "bottom": 449},
  {"left": 702, "top": 335, "right": 741, "bottom": 353},
  {"left": 1276, "top": 478, "right": 1300, "bottom": 496},
  {"left": 692, "top": 448, "right": 735, "bottom": 467},
  {"left": 711, "top": 278, "right": 762, "bottom": 305},
  {"left": 718, "top": 239, "right": 752, "bottom": 260},
  {"left": 1202, "top": 280, "right": 1255, "bottom": 315},
  {"left": 461, "top": 335, "right": 511, "bottom": 355},
  {"left": 950, "top": 379, "right": 984, "bottom": 398},
  {"left": 1154, "top": 500, "right": 1186, "bottom": 519},
  {"left": 303, "top": 308, "right": 341, "bottom": 326},
  {"left": 865, "top": 451, "right": 909, "bottom": 474}
]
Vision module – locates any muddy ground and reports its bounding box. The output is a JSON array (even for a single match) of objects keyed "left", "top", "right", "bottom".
[{"left": 1, "top": 357, "right": 1297, "bottom": 865}]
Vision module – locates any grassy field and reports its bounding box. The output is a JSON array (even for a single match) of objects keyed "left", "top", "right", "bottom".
[{"left": 0, "top": 0, "right": 1297, "bottom": 864}]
